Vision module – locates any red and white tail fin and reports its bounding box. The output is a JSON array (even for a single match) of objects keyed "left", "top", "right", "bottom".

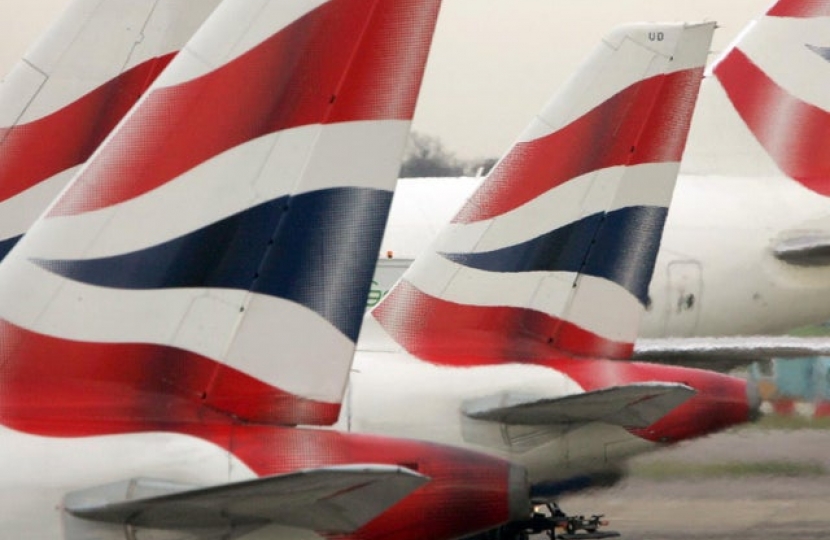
[
  {"left": 371, "top": 22, "right": 714, "bottom": 362},
  {"left": 682, "top": 0, "right": 830, "bottom": 194},
  {"left": 0, "top": 0, "right": 222, "bottom": 258},
  {"left": 0, "top": 0, "right": 441, "bottom": 433}
]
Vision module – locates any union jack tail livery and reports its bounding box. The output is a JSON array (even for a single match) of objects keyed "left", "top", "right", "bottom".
[
  {"left": 683, "top": 0, "right": 830, "bottom": 194},
  {"left": 354, "top": 22, "right": 757, "bottom": 492},
  {"left": 0, "top": 0, "right": 222, "bottom": 259},
  {"left": 372, "top": 22, "right": 714, "bottom": 362},
  {"left": 0, "top": 0, "right": 441, "bottom": 432},
  {"left": 0, "top": 3, "right": 544, "bottom": 539}
]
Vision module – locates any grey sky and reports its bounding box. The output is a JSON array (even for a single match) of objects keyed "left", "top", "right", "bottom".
[{"left": 0, "top": 0, "right": 771, "bottom": 158}]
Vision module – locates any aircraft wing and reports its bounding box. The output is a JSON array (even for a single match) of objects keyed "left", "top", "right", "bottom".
[
  {"left": 65, "top": 465, "right": 428, "bottom": 535},
  {"left": 462, "top": 383, "right": 695, "bottom": 428},
  {"left": 634, "top": 336, "right": 830, "bottom": 371}
]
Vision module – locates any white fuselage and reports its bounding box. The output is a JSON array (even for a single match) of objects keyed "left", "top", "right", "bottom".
[
  {"left": 374, "top": 174, "right": 830, "bottom": 337},
  {"left": 0, "top": 429, "right": 300, "bottom": 539},
  {"left": 644, "top": 174, "right": 830, "bottom": 337}
]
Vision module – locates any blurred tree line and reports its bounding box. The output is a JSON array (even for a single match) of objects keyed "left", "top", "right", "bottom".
[{"left": 399, "top": 132, "right": 497, "bottom": 178}]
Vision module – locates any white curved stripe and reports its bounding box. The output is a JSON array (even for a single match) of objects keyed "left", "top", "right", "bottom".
[
  {"left": 405, "top": 249, "right": 576, "bottom": 311},
  {"left": 610, "top": 161, "right": 680, "bottom": 210},
  {"left": 0, "top": 166, "right": 77, "bottom": 241},
  {"left": 520, "top": 22, "right": 712, "bottom": 143},
  {"left": 0, "top": 258, "right": 353, "bottom": 402},
  {"left": 680, "top": 78, "right": 785, "bottom": 178},
  {"left": 0, "top": 0, "right": 158, "bottom": 125},
  {"left": 404, "top": 250, "right": 641, "bottom": 344},
  {"left": 738, "top": 15, "right": 830, "bottom": 113},
  {"left": 1, "top": 0, "right": 220, "bottom": 125},
  {"left": 433, "top": 162, "right": 678, "bottom": 254},
  {"left": 20, "top": 120, "right": 408, "bottom": 260},
  {"left": 0, "top": 58, "right": 47, "bottom": 128},
  {"left": 156, "top": 0, "right": 328, "bottom": 88},
  {"left": 225, "top": 294, "right": 354, "bottom": 403},
  {"left": 563, "top": 274, "right": 643, "bottom": 346}
]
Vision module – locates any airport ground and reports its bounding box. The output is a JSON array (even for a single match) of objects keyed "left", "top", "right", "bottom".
[{"left": 560, "top": 418, "right": 830, "bottom": 539}]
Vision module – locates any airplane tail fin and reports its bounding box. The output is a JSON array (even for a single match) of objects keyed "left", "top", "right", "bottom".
[
  {"left": 682, "top": 0, "right": 830, "bottom": 195},
  {"left": 0, "top": 0, "right": 441, "bottom": 433},
  {"left": 0, "top": 0, "right": 222, "bottom": 257},
  {"left": 372, "top": 22, "right": 714, "bottom": 362}
]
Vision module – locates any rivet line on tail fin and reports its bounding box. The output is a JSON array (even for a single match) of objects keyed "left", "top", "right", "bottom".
[
  {"left": 716, "top": 48, "right": 830, "bottom": 195},
  {"left": 31, "top": 188, "right": 392, "bottom": 342},
  {"left": 440, "top": 206, "right": 667, "bottom": 305},
  {"left": 575, "top": 206, "right": 668, "bottom": 306}
]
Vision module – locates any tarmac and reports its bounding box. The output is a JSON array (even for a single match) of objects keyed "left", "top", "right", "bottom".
[{"left": 559, "top": 428, "right": 830, "bottom": 539}]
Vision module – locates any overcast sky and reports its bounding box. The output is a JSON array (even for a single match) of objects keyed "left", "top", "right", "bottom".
[{"left": 0, "top": 0, "right": 771, "bottom": 159}]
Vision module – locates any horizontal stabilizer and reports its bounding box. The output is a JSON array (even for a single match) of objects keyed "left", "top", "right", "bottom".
[
  {"left": 462, "top": 384, "right": 695, "bottom": 428},
  {"left": 773, "top": 233, "right": 830, "bottom": 266},
  {"left": 65, "top": 465, "right": 428, "bottom": 535},
  {"left": 634, "top": 336, "right": 830, "bottom": 371}
]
